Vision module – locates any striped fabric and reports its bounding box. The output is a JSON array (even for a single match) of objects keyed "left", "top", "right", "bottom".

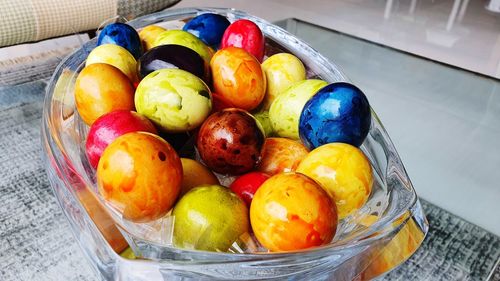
[{"left": 0, "top": 0, "right": 180, "bottom": 47}]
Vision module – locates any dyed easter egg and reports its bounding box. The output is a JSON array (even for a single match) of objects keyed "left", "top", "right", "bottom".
[
  {"left": 153, "top": 30, "right": 212, "bottom": 65},
  {"left": 86, "top": 44, "right": 139, "bottom": 83},
  {"left": 196, "top": 109, "right": 265, "bottom": 175},
  {"left": 230, "top": 171, "right": 270, "bottom": 206},
  {"left": 269, "top": 79, "right": 327, "bottom": 139},
  {"left": 173, "top": 185, "right": 249, "bottom": 252},
  {"left": 135, "top": 69, "right": 212, "bottom": 132},
  {"left": 97, "top": 23, "right": 142, "bottom": 59},
  {"left": 183, "top": 13, "right": 230, "bottom": 47},
  {"left": 210, "top": 47, "right": 266, "bottom": 111},
  {"left": 180, "top": 158, "right": 219, "bottom": 196},
  {"left": 137, "top": 44, "right": 206, "bottom": 81},
  {"left": 75, "top": 63, "right": 135, "bottom": 125},
  {"left": 261, "top": 53, "right": 306, "bottom": 110},
  {"left": 257, "top": 137, "right": 309, "bottom": 176},
  {"left": 250, "top": 172, "right": 337, "bottom": 252},
  {"left": 97, "top": 132, "right": 182, "bottom": 222},
  {"left": 139, "top": 25, "right": 166, "bottom": 51},
  {"left": 221, "top": 19, "right": 265, "bottom": 62},
  {"left": 297, "top": 143, "right": 373, "bottom": 219},
  {"left": 86, "top": 110, "right": 157, "bottom": 168},
  {"left": 299, "top": 82, "right": 371, "bottom": 149},
  {"left": 252, "top": 110, "right": 274, "bottom": 137}
]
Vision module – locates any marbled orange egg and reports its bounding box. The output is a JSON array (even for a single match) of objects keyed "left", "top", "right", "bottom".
[
  {"left": 75, "top": 63, "right": 135, "bottom": 125},
  {"left": 250, "top": 172, "right": 337, "bottom": 252},
  {"left": 97, "top": 132, "right": 182, "bottom": 222},
  {"left": 210, "top": 47, "right": 266, "bottom": 111},
  {"left": 257, "top": 137, "right": 309, "bottom": 175}
]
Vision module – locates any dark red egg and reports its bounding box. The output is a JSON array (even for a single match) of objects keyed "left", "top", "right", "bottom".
[
  {"left": 230, "top": 171, "right": 270, "bottom": 206},
  {"left": 221, "top": 19, "right": 265, "bottom": 62},
  {"left": 85, "top": 110, "right": 157, "bottom": 168},
  {"left": 196, "top": 108, "right": 265, "bottom": 175}
]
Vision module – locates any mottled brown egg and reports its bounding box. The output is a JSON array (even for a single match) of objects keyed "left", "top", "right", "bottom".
[{"left": 196, "top": 108, "right": 265, "bottom": 175}]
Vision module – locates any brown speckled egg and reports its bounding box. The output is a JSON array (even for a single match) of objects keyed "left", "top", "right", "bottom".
[{"left": 196, "top": 108, "right": 265, "bottom": 175}]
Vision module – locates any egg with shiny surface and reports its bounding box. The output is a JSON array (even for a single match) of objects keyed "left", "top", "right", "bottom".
[
  {"left": 221, "top": 19, "right": 265, "bottom": 62},
  {"left": 135, "top": 69, "right": 212, "bottom": 132},
  {"left": 180, "top": 158, "right": 220, "bottom": 196},
  {"left": 153, "top": 30, "right": 212, "bottom": 65},
  {"left": 86, "top": 44, "right": 139, "bottom": 83},
  {"left": 261, "top": 53, "right": 306, "bottom": 110},
  {"left": 257, "top": 137, "right": 309, "bottom": 176},
  {"left": 137, "top": 44, "right": 206, "bottom": 81},
  {"left": 297, "top": 142, "right": 373, "bottom": 219},
  {"left": 269, "top": 79, "right": 327, "bottom": 139},
  {"left": 97, "top": 132, "right": 182, "bottom": 222},
  {"left": 172, "top": 185, "right": 249, "bottom": 252},
  {"left": 210, "top": 47, "right": 266, "bottom": 111},
  {"left": 75, "top": 63, "right": 135, "bottom": 125},
  {"left": 196, "top": 108, "right": 265, "bottom": 175},
  {"left": 299, "top": 82, "right": 371, "bottom": 149},
  {"left": 85, "top": 110, "right": 158, "bottom": 168},
  {"left": 250, "top": 172, "right": 337, "bottom": 252},
  {"left": 97, "top": 22, "right": 142, "bottom": 59},
  {"left": 139, "top": 25, "right": 166, "bottom": 51},
  {"left": 183, "top": 13, "right": 230, "bottom": 47},
  {"left": 230, "top": 171, "right": 270, "bottom": 206}
]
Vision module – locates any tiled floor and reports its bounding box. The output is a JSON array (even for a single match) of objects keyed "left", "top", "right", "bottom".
[{"left": 176, "top": 0, "right": 500, "bottom": 78}]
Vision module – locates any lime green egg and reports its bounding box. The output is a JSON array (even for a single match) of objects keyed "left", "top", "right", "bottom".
[
  {"left": 135, "top": 69, "right": 212, "bottom": 132},
  {"left": 269, "top": 79, "right": 327, "bottom": 139}
]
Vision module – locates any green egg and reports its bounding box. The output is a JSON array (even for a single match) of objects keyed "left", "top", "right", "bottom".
[
  {"left": 172, "top": 185, "right": 249, "bottom": 252},
  {"left": 253, "top": 110, "right": 274, "bottom": 137},
  {"left": 269, "top": 79, "right": 327, "bottom": 139},
  {"left": 153, "top": 30, "right": 212, "bottom": 65},
  {"left": 135, "top": 69, "right": 212, "bottom": 132}
]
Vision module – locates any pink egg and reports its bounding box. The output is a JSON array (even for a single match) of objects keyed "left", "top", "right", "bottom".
[{"left": 221, "top": 19, "right": 265, "bottom": 62}]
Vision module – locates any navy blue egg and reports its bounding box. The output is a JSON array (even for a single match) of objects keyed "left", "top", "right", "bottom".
[
  {"left": 183, "top": 13, "right": 230, "bottom": 47},
  {"left": 299, "top": 82, "right": 371, "bottom": 149},
  {"left": 137, "top": 44, "right": 207, "bottom": 81},
  {"left": 97, "top": 23, "right": 142, "bottom": 59}
]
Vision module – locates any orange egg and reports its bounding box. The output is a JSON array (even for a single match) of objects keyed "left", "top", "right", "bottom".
[
  {"left": 97, "top": 132, "right": 182, "bottom": 222},
  {"left": 250, "top": 172, "right": 337, "bottom": 252},
  {"left": 75, "top": 63, "right": 135, "bottom": 125},
  {"left": 257, "top": 137, "right": 309, "bottom": 175},
  {"left": 210, "top": 47, "right": 266, "bottom": 111},
  {"left": 139, "top": 25, "right": 167, "bottom": 51},
  {"left": 180, "top": 158, "right": 219, "bottom": 196}
]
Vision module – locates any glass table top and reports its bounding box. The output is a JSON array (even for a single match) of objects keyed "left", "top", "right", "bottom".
[{"left": 278, "top": 18, "right": 500, "bottom": 237}]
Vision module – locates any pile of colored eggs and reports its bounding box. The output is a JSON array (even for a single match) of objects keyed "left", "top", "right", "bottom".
[{"left": 76, "top": 13, "right": 374, "bottom": 253}]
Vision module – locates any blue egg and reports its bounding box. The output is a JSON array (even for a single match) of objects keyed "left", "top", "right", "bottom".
[
  {"left": 299, "top": 82, "right": 371, "bottom": 149},
  {"left": 97, "top": 23, "right": 142, "bottom": 59},
  {"left": 183, "top": 13, "right": 230, "bottom": 47}
]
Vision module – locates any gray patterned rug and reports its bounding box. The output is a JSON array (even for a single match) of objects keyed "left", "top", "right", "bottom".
[{"left": 0, "top": 79, "right": 498, "bottom": 281}]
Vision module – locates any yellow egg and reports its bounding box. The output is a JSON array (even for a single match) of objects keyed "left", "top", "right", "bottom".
[
  {"left": 86, "top": 44, "right": 139, "bottom": 83},
  {"left": 139, "top": 25, "right": 167, "bottom": 51},
  {"left": 297, "top": 143, "right": 373, "bottom": 219},
  {"left": 261, "top": 53, "right": 306, "bottom": 110}
]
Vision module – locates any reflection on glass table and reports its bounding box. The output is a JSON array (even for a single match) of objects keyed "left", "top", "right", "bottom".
[{"left": 278, "top": 18, "right": 500, "bottom": 237}]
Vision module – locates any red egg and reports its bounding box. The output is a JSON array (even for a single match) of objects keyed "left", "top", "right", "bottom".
[
  {"left": 221, "top": 19, "right": 265, "bottom": 62},
  {"left": 86, "top": 110, "right": 157, "bottom": 168},
  {"left": 230, "top": 171, "right": 270, "bottom": 206}
]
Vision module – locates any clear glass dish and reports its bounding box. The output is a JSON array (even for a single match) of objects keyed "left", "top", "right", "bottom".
[{"left": 41, "top": 7, "right": 428, "bottom": 280}]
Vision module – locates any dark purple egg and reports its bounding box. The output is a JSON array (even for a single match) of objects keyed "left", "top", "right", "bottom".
[
  {"left": 196, "top": 108, "right": 265, "bottom": 175},
  {"left": 137, "top": 44, "right": 207, "bottom": 81}
]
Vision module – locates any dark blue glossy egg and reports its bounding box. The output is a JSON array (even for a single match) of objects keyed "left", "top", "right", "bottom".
[
  {"left": 183, "top": 13, "right": 230, "bottom": 47},
  {"left": 299, "top": 82, "right": 371, "bottom": 149},
  {"left": 137, "top": 44, "right": 207, "bottom": 81},
  {"left": 97, "top": 23, "right": 142, "bottom": 59}
]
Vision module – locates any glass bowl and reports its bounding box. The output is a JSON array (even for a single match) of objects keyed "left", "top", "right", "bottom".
[{"left": 41, "top": 7, "right": 428, "bottom": 280}]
